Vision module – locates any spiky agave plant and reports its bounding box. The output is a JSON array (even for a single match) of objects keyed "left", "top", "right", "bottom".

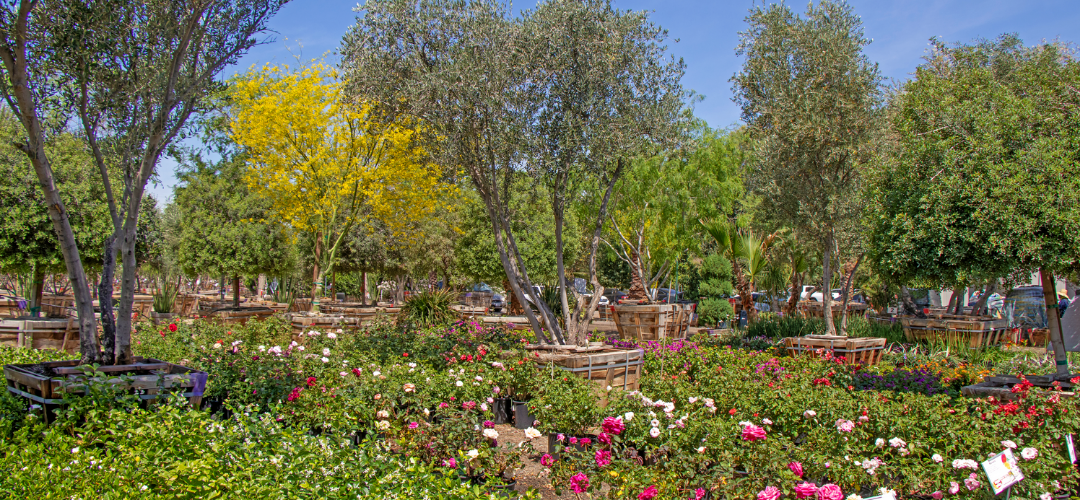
[{"left": 400, "top": 289, "right": 458, "bottom": 328}]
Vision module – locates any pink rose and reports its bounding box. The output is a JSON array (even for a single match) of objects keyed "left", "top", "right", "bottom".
[
  {"left": 965, "top": 473, "right": 981, "bottom": 491},
  {"left": 949, "top": 482, "right": 960, "bottom": 495},
  {"left": 788, "top": 461, "right": 804, "bottom": 477},
  {"left": 932, "top": 492, "right": 943, "bottom": 500},
  {"left": 742, "top": 424, "right": 767, "bottom": 442},
  {"left": 595, "top": 449, "right": 612, "bottom": 468},
  {"left": 638, "top": 485, "right": 658, "bottom": 500},
  {"left": 794, "top": 482, "right": 819, "bottom": 499},
  {"left": 757, "top": 486, "right": 782, "bottom": 500},
  {"left": 540, "top": 454, "right": 555, "bottom": 467},
  {"left": 598, "top": 432, "right": 612, "bottom": 445},
  {"left": 817, "top": 483, "right": 843, "bottom": 500},
  {"left": 570, "top": 473, "right": 589, "bottom": 494},
  {"left": 693, "top": 488, "right": 707, "bottom": 500},
  {"left": 601, "top": 416, "right": 626, "bottom": 435}
]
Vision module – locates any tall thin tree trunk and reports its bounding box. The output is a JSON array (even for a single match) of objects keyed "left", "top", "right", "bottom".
[
  {"left": 232, "top": 275, "right": 241, "bottom": 308},
  {"left": 99, "top": 237, "right": 118, "bottom": 364},
  {"left": 822, "top": 233, "right": 836, "bottom": 335},
  {"left": 1040, "top": 269, "right": 1069, "bottom": 376},
  {"left": 311, "top": 232, "right": 322, "bottom": 312},
  {"left": 839, "top": 255, "right": 863, "bottom": 334},
  {"left": 360, "top": 270, "right": 368, "bottom": 305},
  {"left": 29, "top": 266, "right": 44, "bottom": 317},
  {"left": 784, "top": 271, "right": 803, "bottom": 316}
]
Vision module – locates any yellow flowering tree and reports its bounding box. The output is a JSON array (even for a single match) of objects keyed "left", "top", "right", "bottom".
[{"left": 230, "top": 63, "right": 450, "bottom": 311}]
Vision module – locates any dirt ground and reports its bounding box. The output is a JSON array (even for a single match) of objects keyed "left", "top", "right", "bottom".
[{"left": 498, "top": 424, "right": 577, "bottom": 499}]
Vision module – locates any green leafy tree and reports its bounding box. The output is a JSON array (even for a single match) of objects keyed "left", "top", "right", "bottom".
[
  {"left": 0, "top": 114, "right": 111, "bottom": 311},
  {"left": 867, "top": 35, "right": 1080, "bottom": 373},
  {"left": 733, "top": 0, "right": 882, "bottom": 335},
  {"left": 172, "top": 131, "right": 295, "bottom": 309},
  {"left": 686, "top": 252, "right": 735, "bottom": 326}
]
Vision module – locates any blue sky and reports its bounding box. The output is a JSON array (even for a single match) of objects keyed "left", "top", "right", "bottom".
[{"left": 148, "top": 0, "right": 1080, "bottom": 202}]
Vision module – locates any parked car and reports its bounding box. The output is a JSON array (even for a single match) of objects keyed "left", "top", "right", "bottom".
[
  {"left": 597, "top": 294, "right": 610, "bottom": 307},
  {"left": 490, "top": 293, "right": 505, "bottom": 313},
  {"left": 1004, "top": 286, "right": 1047, "bottom": 329},
  {"left": 809, "top": 288, "right": 842, "bottom": 302},
  {"left": 653, "top": 288, "right": 683, "bottom": 303}
]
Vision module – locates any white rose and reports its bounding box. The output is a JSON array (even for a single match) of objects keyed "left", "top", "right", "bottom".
[
  {"left": 455, "top": 380, "right": 463, "bottom": 387},
  {"left": 326, "top": 332, "right": 337, "bottom": 339},
  {"left": 803, "top": 410, "right": 817, "bottom": 419},
  {"left": 375, "top": 420, "right": 390, "bottom": 430},
  {"left": 696, "top": 446, "right": 706, "bottom": 453},
  {"left": 1021, "top": 447, "right": 1038, "bottom": 460},
  {"left": 524, "top": 427, "right": 542, "bottom": 439},
  {"left": 467, "top": 449, "right": 479, "bottom": 459},
  {"left": 483, "top": 429, "right": 499, "bottom": 440},
  {"left": 377, "top": 410, "right": 390, "bottom": 419},
  {"left": 623, "top": 412, "right": 634, "bottom": 422},
  {"left": 875, "top": 438, "right": 885, "bottom": 447},
  {"left": 322, "top": 348, "right": 331, "bottom": 356},
  {"left": 649, "top": 427, "right": 660, "bottom": 438},
  {"left": 932, "top": 453, "right": 943, "bottom": 463},
  {"left": 320, "top": 357, "right": 329, "bottom": 363}
]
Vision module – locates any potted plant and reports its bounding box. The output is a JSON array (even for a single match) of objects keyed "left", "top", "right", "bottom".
[
  {"left": 530, "top": 374, "right": 600, "bottom": 452},
  {"left": 151, "top": 280, "right": 179, "bottom": 324},
  {"left": 500, "top": 355, "right": 539, "bottom": 429}
]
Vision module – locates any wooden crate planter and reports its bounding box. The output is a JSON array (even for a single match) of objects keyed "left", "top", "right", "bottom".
[
  {"left": 321, "top": 304, "right": 401, "bottom": 325},
  {"left": 527, "top": 345, "right": 644, "bottom": 392},
  {"left": 797, "top": 301, "right": 869, "bottom": 320},
  {"left": 4, "top": 357, "right": 206, "bottom": 423},
  {"left": 598, "top": 306, "right": 614, "bottom": 321},
  {"left": 40, "top": 294, "right": 75, "bottom": 317},
  {"left": 0, "top": 317, "right": 78, "bottom": 353},
  {"left": 208, "top": 307, "right": 276, "bottom": 325},
  {"left": 459, "top": 291, "right": 493, "bottom": 308},
  {"left": 783, "top": 335, "right": 886, "bottom": 365},
  {"left": 0, "top": 298, "right": 24, "bottom": 318},
  {"left": 290, "top": 314, "right": 360, "bottom": 335},
  {"left": 899, "top": 316, "right": 1010, "bottom": 348},
  {"left": 481, "top": 316, "right": 532, "bottom": 331},
  {"left": 452, "top": 305, "right": 488, "bottom": 321},
  {"left": 611, "top": 303, "right": 691, "bottom": 342}
]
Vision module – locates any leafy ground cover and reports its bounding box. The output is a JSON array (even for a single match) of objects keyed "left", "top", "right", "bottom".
[{"left": 0, "top": 318, "right": 1077, "bottom": 499}]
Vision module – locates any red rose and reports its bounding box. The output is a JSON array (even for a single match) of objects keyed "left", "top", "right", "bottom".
[{"left": 168, "top": 323, "right": 178, "bottom": 332}]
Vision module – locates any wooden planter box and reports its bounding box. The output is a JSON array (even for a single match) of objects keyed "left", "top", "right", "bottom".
[
  {"left": 598, "top": 306, "right": 614, "bottom": 321},
  {"left": 0, "top": 317, "right": 77, "bottom": 353},
  {"left": 1029, "top": 328, "right": 1049, "bottom": 347},
  {"left": 459, "top": 291, "right": 493, "bottom": 308},
  {"left": 4, "top": 357, "right": 207, "bottom": 423},
  {"left": 797, "top": 301, "right": 869, "bottom": 320},
  {"left": 208, "top": 307, "right": 275, "bottom": 325},
  {"left": 611, "top": 303, "right": 691, "bottom": 342},
  {"left": 451, "top": 305, "right": 488, "bottom": 321},
  {"left": 320, "top": 304, "right": 401, "bottom": 325},
  {"left": 783, "top": 335, "right": 886, "bottom": 365},
  {"left": 527, "top": 345, "right": 644, "bottom": 392},
  {"left": 481, "top": 316, "right": 532, "bottom": 331},
  {"left": 0, "top": 298, "right": 24, "bottom": 318},
  {"left": 899, "top": 316, "right": 1010, "bottom": 348},
  {"left": 149, "top": 311, "right": 177, "bottom": 326},
  {"left": 290, "top": 314, "right": 360, "bottom": 335}
]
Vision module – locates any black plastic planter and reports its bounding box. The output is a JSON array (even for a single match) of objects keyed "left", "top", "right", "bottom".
[
  {"left": 492, "top": 398, "right": 512, "bottom": 424},
  {"left": 512, "top": 400, "right": 534, "bottom": 429}
]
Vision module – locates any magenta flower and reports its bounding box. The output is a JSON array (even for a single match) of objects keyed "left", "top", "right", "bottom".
[
  {"left": 442, "top": 457, "right": 457, "bottom": 468},
  {"left": 595, "top": 449, "right": 612, "bottom": 468},
  {"left": 817, "top": 483, "right": 843, "bottom": 500},
  {"left": 788, "top": 461, "right": 804, "bottom": 477},
  {"left": 693, "top": 488, "right": 707, "bottom": 500},
  {"left": 741, "top": 424, "right": 767, "bottom": 442},
  {"left": 540, "top": 454, "right": 555, "bottom": 467},
  {"left": 638, "top": 485, "right": 658, "bottom": 500},
  {"left": 570, "top": 473, "right": 589, "bottom": 493},
  {"left": 462, "top": 401, "right": 476, "bottom": 410},
  {"left": 794, "top": 482, "right": 819, "bottom": 499},
  {"left": 597, "top": 432, "right": 612, "bottom": 445},
  {"left": 949, "top": 482, "right": 960, "bottom": 494},
  {"left": 757, "top": 486, "right": 781, "bottom": 500},
  {"left": 569, "top": 436, "right": 579, "bottom": 445},
  {"left": 579, "top": 437, "right": 592, "bottom": 447},
  {"left": 964, "top": 473, "right": 981, "bottom": 491},
  {"left": 601, "top": 416, "right": 626, "bottom": 435},
  {"left": 438, "top": 402, "right": 449, "bottom": 409},
  {"left": 408, "top": 422, "right": 419, "bottom": 429},
  {"left": 483, "top": 420, "right": 495, "bottom": 428},
  {"left": 931, "top": 492, "right": 943, "bottom": 500}
]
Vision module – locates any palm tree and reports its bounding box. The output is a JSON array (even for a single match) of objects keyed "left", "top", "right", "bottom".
[{"left": 701, "top": 220, "right": 777, "bottom": 322}]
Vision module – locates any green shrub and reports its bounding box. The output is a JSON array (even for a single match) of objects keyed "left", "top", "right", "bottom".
[{"left": 401, "top": 289, "right": 459, "bottom": 327}]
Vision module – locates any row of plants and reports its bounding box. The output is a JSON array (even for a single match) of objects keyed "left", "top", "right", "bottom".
[{"left": 2, "top": 318, "right": 1078, "bottom": 498}]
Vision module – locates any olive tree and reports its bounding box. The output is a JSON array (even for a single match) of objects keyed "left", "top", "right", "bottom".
[
  {"left": 732, "top": 0, "right": 881, "bottom": 335},
  {"left": 344, "top": 0, "right": 685, "bottom": 344}
]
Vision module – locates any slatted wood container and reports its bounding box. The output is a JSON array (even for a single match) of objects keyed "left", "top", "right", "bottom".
[
  {"left": 290, "top": 298, "right": 313, "bottom": 313},
  {"left": 611, "top": 303, "right": 691, "bottom": 342},
  {"left": 899, "top": 316, "right": 1011, "bottom": 348},
  {"left": 4, "top": 357, "right": 206, "bottom": 423},
  {"left": 481, "top": 316, "right": 533, "bottom": 331},
  {"left": 452, "top": 304, "right": 488, "bottom": 321},
  {"left": 40, "top": 295, "right": 75, "bottom": 317},
  {"left": 0, "top": 317, "right": 78, "bottom": 353},
  {"left": 798, "top": 301, "right": 869, "bottom": 320},
  {"left": 783, "top": 335, "right": 886, "bottom": 365},
  {"left": 0, "top": 298, "right": 24, "bottom": 318},
  {"left": 459, "top": 291, "right": 493, "bottom": 308},
  {"left": 598, "top": 306, "right": 614, "bottom": 321},
  {"left": 527, "top": 345, "right": 644, "bottom": 392},
  {"left": 207, "top": 307, "right": 276, "bottom": 325},
  {"left": 290, "top": 314, "right": 360, "bottom": 336},
  {"left": 175, "top": 293, "right": 201, "bottom": 317}
]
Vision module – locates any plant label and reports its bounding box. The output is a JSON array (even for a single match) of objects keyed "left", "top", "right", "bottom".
[
  {"left": 862, "top": 491, "right": 897, "bottom": 500},
  {"left": 981, "top": 449, "right": 1024, "bottom": 494},
  {"left": 1068, "top": 434, "right": 1077, "bottom": 464}
]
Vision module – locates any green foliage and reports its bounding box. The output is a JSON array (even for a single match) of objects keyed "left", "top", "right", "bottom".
[
  {"left": 745, "top": 316, "right": 904, "bottom": 344},
  {"left": 867, "top": 35, "right": 1080, "bottom": 287},
  {"left": 0, "top": 113, "right": 111, "bottom": 273},
  {"left": 686, "top": 252, "right": 735, "bottom": 325},
  {"left": 530, "top": 372, "right": 601, "bottom": 437},
  {"left": 401, "top": 289, "right": 459, "bottom": 328}
]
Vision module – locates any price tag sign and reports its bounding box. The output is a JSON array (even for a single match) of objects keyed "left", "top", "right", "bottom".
[
  {"left": 982, "top": 449, "right": 1024, "bottom": 494},
  {"left": 1068, "top": 434, "right": 1077, "bottom": 464},
  {"left": 862, "top": 490, "right": 897, "bottom": 500}
]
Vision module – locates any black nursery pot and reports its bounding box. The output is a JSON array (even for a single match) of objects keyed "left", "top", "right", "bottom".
[
  {"left": 492, "top": 398, "right": 512, "bottom": 425},
  {"left": 512, "top": 400, "right": 534, "bottom": 429}
]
